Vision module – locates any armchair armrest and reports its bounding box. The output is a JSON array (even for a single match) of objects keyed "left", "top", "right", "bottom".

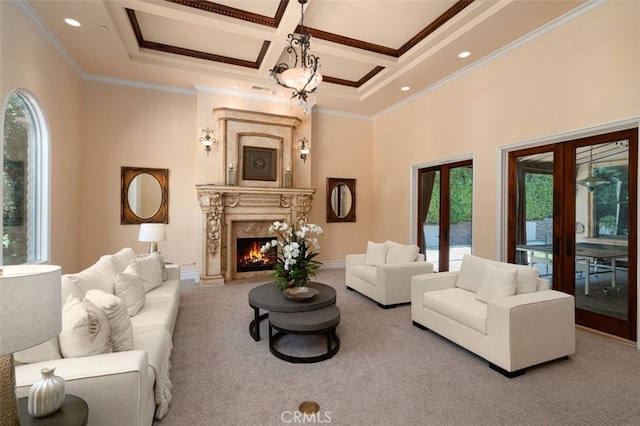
[
  {"left": 411, "top": 271, "right": 458, "bottom": 319},
  {"left": 345, "top": 254, "right": 366, "bottom": 287},
  {"left": 376, "top": 261, "right": 434, "bottom": 305},
  {"left": 16, "top": 350, "right": 154, "bottom": 426},
  {"left": 487, "top": 290, "right": 575, "bottom": 372},
  {"left": 165, "top": 263, "right": 180, "bottom": 281}
]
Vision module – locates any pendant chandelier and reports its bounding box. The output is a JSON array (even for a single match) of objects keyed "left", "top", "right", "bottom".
[
  {"left": 270, "top": 0, "right": 322, "bottom": 115},
  {"left": 577, "top": 146, "right": 610, "bottom": 192}
]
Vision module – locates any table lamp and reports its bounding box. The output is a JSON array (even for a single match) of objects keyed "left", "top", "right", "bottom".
[
  {"left": 138, "top": 223, "right": 166, "bottom": 253},
  {"left": 0, "top": 265, "right": 62, "bottom": 425}
]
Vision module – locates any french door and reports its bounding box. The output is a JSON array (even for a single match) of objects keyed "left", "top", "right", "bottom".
[
  {"left": 507, "top": 128, "right": 637, "bottom": 340},
  {"left": 417, "top": 160, "right": 473, "bottom": 272}
]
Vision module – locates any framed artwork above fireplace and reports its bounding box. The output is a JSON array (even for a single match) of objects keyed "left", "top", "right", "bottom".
[{"left": 242, "top": 146, "right": 277, "bottom": 181}]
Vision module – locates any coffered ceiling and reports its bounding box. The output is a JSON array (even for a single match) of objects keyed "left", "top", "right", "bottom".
[{"left": 23, "top": 0, "right": 589, "bottom": 116}]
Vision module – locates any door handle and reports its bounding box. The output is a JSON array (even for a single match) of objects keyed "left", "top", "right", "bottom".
[{"left": 554, "top": 237, "right": 560, "bottom": 256}]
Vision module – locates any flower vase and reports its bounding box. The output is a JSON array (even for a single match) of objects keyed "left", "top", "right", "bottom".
[{"left": 28, "top": 367, "right": 65, "bottom": 418}]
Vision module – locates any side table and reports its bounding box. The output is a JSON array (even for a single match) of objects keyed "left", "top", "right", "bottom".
[{"left": 18, "top": 394, "right": 88, "bottom": 425}]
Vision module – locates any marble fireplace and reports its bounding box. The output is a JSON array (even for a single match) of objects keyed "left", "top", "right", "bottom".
[{"left": 196, "top": 108, "right": 315, "bottom": 285}]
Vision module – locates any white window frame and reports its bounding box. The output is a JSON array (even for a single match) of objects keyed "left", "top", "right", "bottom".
[{"left": 1, "top": 89, "right": 51, "bottom": 264}]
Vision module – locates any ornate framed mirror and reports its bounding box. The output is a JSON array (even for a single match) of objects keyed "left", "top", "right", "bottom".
[
  {"left": 326, "top": 177, "right": 356, "bottom": 223},
  {"left": 121, "top": 167, "right": 169, "bottom": 224}
]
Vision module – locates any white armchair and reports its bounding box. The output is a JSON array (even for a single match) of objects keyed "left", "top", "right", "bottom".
[
  {"left": 346, "top": 241, "right": 434, "bottom": 308},
  {"left": 411, "top": 254, "right": 575, "bottom": 377}
]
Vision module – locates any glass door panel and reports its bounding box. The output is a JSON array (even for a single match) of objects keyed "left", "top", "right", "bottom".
[
  {"left": 574, "top": 141, "right": 630, "bottom": 321},
  {"left": 418, "top": 161, "right": 473, "bottom": 273},
  {"left": 448, "top": 166, "right": 473, "bottom": 271},
  {"left": 510, "top": 147, "right": 554, "bottom": 279},
  {"left": 420, "top": 169, "right": 441, "bottom": 271}
]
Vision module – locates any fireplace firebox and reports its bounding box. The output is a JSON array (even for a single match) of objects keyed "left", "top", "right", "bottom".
[{"left": 237, "top": 237, "right": 276, "bottom": 273}]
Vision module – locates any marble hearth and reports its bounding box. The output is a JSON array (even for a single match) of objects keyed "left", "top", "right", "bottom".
[{"left": 197, "top": 185, "right": 315, "bottom": 285}]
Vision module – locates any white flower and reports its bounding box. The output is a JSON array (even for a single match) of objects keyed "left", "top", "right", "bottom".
[{"left": 260, "top": 242, "right": 271, "bottom": 253}]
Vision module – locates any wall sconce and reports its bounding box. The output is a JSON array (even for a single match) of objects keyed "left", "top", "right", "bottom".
[
  {"left": 199, "top": 127, "right": 216, "bottom": 155},
  {"left": 297, "top": 137, "right": 310, "bottom": 163}
]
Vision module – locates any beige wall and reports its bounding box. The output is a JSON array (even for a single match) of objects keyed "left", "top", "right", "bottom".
[
  {"left": 311, "top": 112, "right": 373, "bottom": 263},
  {"left": 1, "top": 0, "right": 83, "bottom": 272},
  {"left": 371, "top": 0, "right": 640, "bottom": 259},
  {"left": 79, "top": 82, "right": 196, "bottom": 270}
]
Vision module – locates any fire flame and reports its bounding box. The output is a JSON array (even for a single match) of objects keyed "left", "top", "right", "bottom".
[{"left": 239, "top": 241, "right": 271, "bottom": 265}]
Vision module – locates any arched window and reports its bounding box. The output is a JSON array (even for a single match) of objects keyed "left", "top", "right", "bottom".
[{"left": 2, "top": 91, "right": 50, "bottom": 264}]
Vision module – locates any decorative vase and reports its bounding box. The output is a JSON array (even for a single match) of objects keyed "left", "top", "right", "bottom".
[
  {"left": 28, "top": 367, "right": 65, "bottom": 418},
  {"left": 287, "top": 276, "right": 309, "bottom": 289}
]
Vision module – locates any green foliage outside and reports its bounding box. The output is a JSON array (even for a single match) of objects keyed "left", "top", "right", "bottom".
[
  {"left": 425, "top": 167, "right": 473, "bottom": 224},
  {"left": 524, "top": 174, "right": 553, "bottom": 221}
]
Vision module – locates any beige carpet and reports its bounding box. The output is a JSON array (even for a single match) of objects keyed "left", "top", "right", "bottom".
[{"left": 155, "top": 269, "right": 640, "bottom": 425}]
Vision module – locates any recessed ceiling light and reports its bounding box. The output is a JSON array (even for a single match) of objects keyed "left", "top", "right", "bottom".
[
  {"left": 232, "top": 85, "right": 238, "bottom": 90},
  {"left": 400, "top": 86, "right": 410, "bottom": 92},
  {"left": 458, "top": 51, "right": 471, "bottom": 58},
  {"left": 64, "top": 18, "right": 81, "bottom": 27}
]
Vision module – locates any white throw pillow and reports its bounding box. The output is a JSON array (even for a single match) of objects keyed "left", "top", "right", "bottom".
[
  {"left": 385, "top": 241, "right": 419, "bottom": 264},
  {"left": 85, "top": 290, "right": 134, "bottom": 352},
  {"left": 127, "top": 255, "right": 163, "bottom": 292},
  {"left": 514, "top": 266, "right": 540, "bottom": 294},
  {"left": 59, "top": 296, "right": 113, "bottom": 358},
  {"left": 365, "top": 241, "right": 387, "bottom": 265},
  {"left": 138, "top": 252, "right": 167, "bottom": 281},
  {"left": 115, "top": 272, "right": 146, "bottom": 316},
  {"left": 475, "top": 263, "right": 517, "bottom": 303},
  {"left": 65, "top": 256, "right": 117, "bottom": 295},
  {"left": 456, "top": 254, "right": 488, "bottom": 293},
  {"left": 104, "top": 247, "right": 136, "bottom": 273}
]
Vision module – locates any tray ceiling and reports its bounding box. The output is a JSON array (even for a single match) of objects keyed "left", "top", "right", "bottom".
[{"left": 24, "top": 0, "right": 589, "bottom": 116}]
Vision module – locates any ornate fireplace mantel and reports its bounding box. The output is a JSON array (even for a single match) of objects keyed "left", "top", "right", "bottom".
[{"left": 196, "top": 185, "right": 315, "bottom": 285}]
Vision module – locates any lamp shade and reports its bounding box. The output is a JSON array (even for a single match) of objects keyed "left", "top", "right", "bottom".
[
  {"left": 0, "top": 265, "right": 62, "bottom": 355},
  {"left": 138, "top": 223, "right": 167, "bottom": 243}
]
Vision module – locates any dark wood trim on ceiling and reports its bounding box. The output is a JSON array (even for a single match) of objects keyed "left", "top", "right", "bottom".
[
  {"left": 297, "top": 0, "right": 475, "bottom": 58},
  {"left": 125, "top": 0, "right": 473, "bottom": 88},
  {"left": 126, "top": 8, "right": 268, "bottom": 69},
  {"left": 323, "top": 66, "right": 385, "bottom": 88},
  {"left": 164, "top": 0, "right": 288, "bottom": 28}
]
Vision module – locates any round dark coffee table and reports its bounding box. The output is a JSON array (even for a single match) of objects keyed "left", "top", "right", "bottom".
[
  {"left": 269, "top": 304, "right": 341, "bottom": 363},
  {"left": 248, "top": 282, "right": 336, "bottom": 341}
]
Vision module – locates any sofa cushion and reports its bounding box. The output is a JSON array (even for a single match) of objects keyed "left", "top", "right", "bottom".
[
  {"left": 85, "top": 290, "right": 134, "bottom": 352},
  {"left": 423, "top": 288, "right": 488, "bottom": 334},
  {"left": 351, "top": 264, "right": 377, "bottom": 286},
  {"left": 385, "top": 241, "right": 419, "bottom": 264},
  {"left": 130, "top": 295, "right": 179, "bottom": 333},
  {"left": 115, "top": 272, "right": 146, "bottom": 316},
  {"left": 513, "top": 266, "right": 540, "bottom": 294},
  {"left": 59, "top": 296, "right": 113, "bottom": 358},
  {"left": 127, "top": 255, "right": 163, "bottom": 292},
  {"left": 475, "top": 263, "right": 517, "bottom": 303},
  {"left": 104, "top": 247, "right": 137, "bottom": 273},
  {"left": 456, "top": 254, "right": 487, "bottom": 292},
  {"left": 65, "top": 256, "right": 118, "bottom": 296},
  {"left": 145, "top": 279, "right": 180, "bottom": 301},
  {"left": 13, "top": 337, "right": 61, "bottom": 365},
  {"left": 365, "top": 241, "right": 386, "bottom": 265}
]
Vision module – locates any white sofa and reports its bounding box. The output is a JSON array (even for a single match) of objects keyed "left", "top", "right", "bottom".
[
  {"left": 14, "top": 248, "right": 180, "bottom": 425},
  {"left": 346, "top": 241, "right": 434, "bottom": 308},
  {"left": 411, "top": 254, "right": 575, "bottom": 377}
]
